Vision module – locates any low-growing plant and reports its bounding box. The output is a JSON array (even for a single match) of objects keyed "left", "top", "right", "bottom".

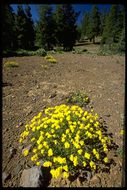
[
  {"left": 67, "top": 91, "right": 90, "bottom": 107},
  {"left": 45, "top": 55, "right": 57, "bottom": 64},
  {"left": 98, "top": 43, "right": 125, "bottom": 56},
  {"left": 4, "top": 61, "right": 19, "bottom": 67},
  {"left": 54, "top": 47, "right": 64, "bottom": 54},
  {"left": 72, "top": 49, "right": 88, "bottom": 54},
  {"left": 36, "top": 48, "right": 47, "bottom": 56},
  {"left": 19, "top": 104, "right": 112, "bottom": 180},
  {"left": 16, "top": 49, "right": 36, "bottom": 56}
]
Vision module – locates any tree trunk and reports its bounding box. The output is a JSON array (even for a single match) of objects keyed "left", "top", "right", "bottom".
[{"left": 93, "top": 36, "right": 95, "bottom": 44}]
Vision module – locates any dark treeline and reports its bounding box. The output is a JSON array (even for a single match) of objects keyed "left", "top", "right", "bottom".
[{"left": 1, "top": 4, "right": 125, "bottom": 55}]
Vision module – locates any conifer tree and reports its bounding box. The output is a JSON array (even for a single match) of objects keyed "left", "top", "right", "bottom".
[
  {"left": 35, "top": 5, "right": 56, "bottom": 50},
  {"left": 24, "top": 5, "right": 35, "bottom": 50},
  {"left": 15, "top": 5, "right": 35, "bottom": 50},
  {"left": 90, "top": 5, "right": 101, "bottom": 43},
  {"left": 15, "top": 5, "right": 28, "bottom": 49},
  {"left": 101, "top": 5, "right": 124, "bottom": 44},
  {"left": 81, "top": 12, "right": 90, "bottom": 39},
  {"left": 1, "top": 4, "right": 16, "bottom": 51},
  {"left": 54, "top": 4, "right": 80, "bottom": 51},
  {"left": 81, "top": 5, "right": 101, "bottom": 43}
]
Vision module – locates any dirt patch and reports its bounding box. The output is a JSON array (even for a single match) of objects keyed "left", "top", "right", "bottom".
[{"left": 2, "top": 52, "right": 125, "bottom": 187}]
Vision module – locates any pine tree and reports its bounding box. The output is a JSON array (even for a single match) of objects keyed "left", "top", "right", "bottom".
[
  {"left": 81, "top": 12, "right": 90, "bottom": 40},
  {"left": 15, "top": 5, "right": 28, "bottom": 49},
  {"left": 100, "top": 8, "right": 107, "bottom": 36},
  {"left": 15, "top": 5, "right": 35, "bottom": 50},
  {"left": 101, "top": 5, "right": 123, "bottom": 44},
  {"left": 91, "top": 5, "right": 101, "bottom": 43},
  {"left": 82, "top": 5, "right": 101, "bottom": 43},
  {"left": 35, "top": 5, "right": 56, "bottom": 50},
  {"left": 55, "top": 5, "right": 80, "bottom": 51},
  {"left": 24, "top": 5, "right": 35, "bottom": 50},
  {"left": 1, "top": 5, "right": 16, "bottom": 52}
]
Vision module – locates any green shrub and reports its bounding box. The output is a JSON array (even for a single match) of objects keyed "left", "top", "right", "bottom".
[
  {"left": 67, "top": 91, "right": 90, "bottom": 107},
  {"left": 98, "top": 43, "right": 125, "bottom": 56},
  {"left": 54, "top": 47, "right": 64, "bottom": 54},
  {"left": 16, "top": 49, "right": 36, "bottom": 56},
  {"left": 36, "top": 48, "right": 47, "bottom": 56}
]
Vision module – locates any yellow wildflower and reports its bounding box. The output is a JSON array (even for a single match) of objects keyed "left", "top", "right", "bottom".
[
  {"left": 78, "top": 149, "right": 83, "bottom": 155},
  {"left": 64, "top": 142, "right": 70, "bottom": 148},
  {"left": 43, "top": 161, "right": 52, "bottom": 167},
  {"left": 48, "top": 148, "right": 53, "bottom": 156},
  {"left": 70, "top": 154, "right": 74, "bottom": 161},
  {"left": 32, "top": 148, "right": 37, "bottom": 153},
  {"left": 84, "top": 152, "right": 90, "bottom": 160},
  {"left": 103, "top": 157, "right": 108, "bottom": 163},
  {"left": 63, "top": 171, "right": 69, "bottom": 178},
  {"left": 31, "top": 137, "right": 36, "bottom": 142},
  {"left": 22, "top": 149, "right": 29, "bottom": 156},
  {"left": 90, "top": 161, "right": 96, "bottom": 170},
  {"left": 31, "top": 154, "right": 38, "bottom": 161},
  {"left": 83, "top": 161, "right": 87, "bottom": 167},
  {"left": 120, "top": 129, "right": 124, "bottom": 135},
  {"left": 38, "top": 144, "right": 43, "bottom": 150},
  {"left": 36, "top": 161, "right": 41, "bottom": 166},
  {"left": 63, "top": 165, "right": 68, "bottom": 172}
]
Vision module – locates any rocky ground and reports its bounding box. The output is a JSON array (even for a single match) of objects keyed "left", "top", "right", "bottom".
[{"left": 2, "top": 46, "right": 125, "bottom": 187}]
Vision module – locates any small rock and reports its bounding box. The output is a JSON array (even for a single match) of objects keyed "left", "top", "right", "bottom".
[
  {"left": 90, "top": 175, "right": 101, "bottom": 187},
  {"left": 14, "top": 165, "right": 22, "bottom": 176},
  {"left": 53, "top": 84, "right": 57, "bottom": 88},
  {"left": 19, "top": 122, "right": 23, "bottom": 127},
  {"left": 19, "top": 145, "right": 24, "bottom": 150},
  {"left": 120, "top": 113, "right": 124, "bottom": 121},
  {"left": 58, "top": 94, "right": 66, "bottom": 101},
  {"left": 36, "top": 85, "right": 40, "bottom": 89},
  {"left": 9, "top": 147, "right": 17, "bottom": 158},
  {"left": 26, "top": 110, "right": 33, "bottom": 116},
  {"left": 49, "top": 93, "right": 57, "bottom": 99},
  {"left": 32, "top": 97, "right": 36, "bottom": 102},
  {"left": 76, "top": 177, "right": 82, "bottom": 186},
  {"left": 105, "top": 114, "right": 111, "bottom": 117},
  {"left": 2, "top": 172, "right": 11, "bottom": 182},
  {"left": 3, "top": 128, "right": 9, "bottom": 132},
  {"left": 80, "top": 170, "right": 92, "bottom": 181},
  {"left": 20, "top": 166, "right": 44, "bottom": 187}
]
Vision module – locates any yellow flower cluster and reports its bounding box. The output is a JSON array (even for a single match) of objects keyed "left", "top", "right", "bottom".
[
  {"left": 45, "top": 54, "right": 57, "bottom": 63},
  {"left": 5, "top": 61, "right": 19, "bottom": 67},
  {"left": 19, "top": 104, "right": 111, "bottom": 179}
]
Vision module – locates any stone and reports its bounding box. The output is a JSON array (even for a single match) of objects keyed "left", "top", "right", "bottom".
[
  {"left": 49, "top": 93, "right": 57, "bottom": 99},
  {"left": 14, "top": 165, "right": 22, "bottom": 176},
  {"left": 90, "top": 175, "right": 101, "bottom": 187},
  {"left": 2, "top": 172, "right": 11, "bottom": 182},
  {"left": 19, "top": 122, "right": 23, "bottom": 126},
  {"left": 105, "top": 114, "right": 111, "bottom": 117},
  {"left": 20, "top": 166, "right": 44, "bottom": 187},
  {"left": 36, "top": 85, "right": 40, "bottom": 89},
  {"left": 9, "top": 147, "right": 17, "bottom": 159},
  {"left": 26, "top": 110, "right": 33, "bottom": 116}
]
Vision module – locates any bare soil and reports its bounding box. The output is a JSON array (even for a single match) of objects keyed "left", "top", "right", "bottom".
[{"left": 2, "top": 46, "right": 125, "bottom": 187}]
